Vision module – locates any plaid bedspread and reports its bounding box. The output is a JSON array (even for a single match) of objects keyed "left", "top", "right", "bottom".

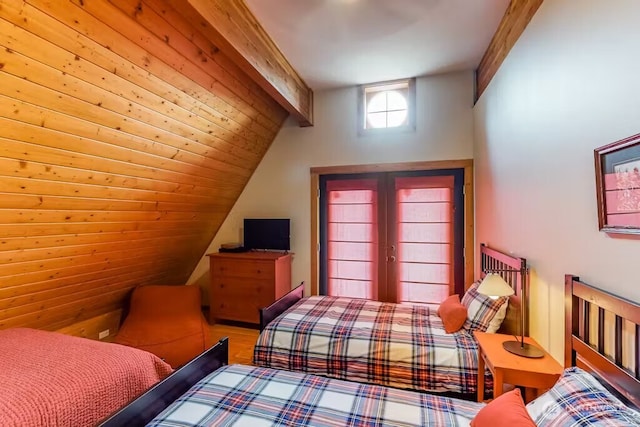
[
  {"left": 147, "top": 364, "right": 485, "bottom": 426},
  {"left": 253, "top": 296, "right": 491, "bottom": 394}
]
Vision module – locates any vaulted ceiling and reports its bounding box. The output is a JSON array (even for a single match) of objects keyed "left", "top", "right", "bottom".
[
  {"left": 0, "top": 0, "right": 540, "bottom": 336},
  {"left": 245, "top": 0, "right": 511, "bottom": 90}
]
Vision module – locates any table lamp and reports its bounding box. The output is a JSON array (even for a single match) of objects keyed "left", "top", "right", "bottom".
[{"left": 477, "top": 273, "right": 544, "bottom": 358}]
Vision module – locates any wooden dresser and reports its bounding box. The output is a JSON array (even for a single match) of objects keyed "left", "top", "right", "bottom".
[{"left": 207, "top": 251, "right": 292, "bottom": 324}]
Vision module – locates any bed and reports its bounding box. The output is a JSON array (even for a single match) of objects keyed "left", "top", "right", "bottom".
[
  {"left": 100, "top": 275, "right": 640, "bottom": 426},
  {"left": 0, "top": 328, "right": 173, "bottom": 427},
  {"left": 252, "top": 243, "right": 528, "bottom": 395},
  {"left": 564, "top": 274, "right": 640, "bottom": 409}
]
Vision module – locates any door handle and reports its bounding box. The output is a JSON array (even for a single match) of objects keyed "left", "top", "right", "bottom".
[{"left": 389, "top": 255, "right": 396, "bottom": 262}]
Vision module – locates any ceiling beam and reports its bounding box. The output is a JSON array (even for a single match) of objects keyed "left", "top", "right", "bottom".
[
  {"left": 170, "top": 0, "right": 314, "bottom": 126},
  {"left": 475, "top": 0, "right": 544, "bottom": 101}
]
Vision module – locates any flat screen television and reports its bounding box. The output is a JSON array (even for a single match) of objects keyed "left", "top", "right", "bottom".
[{"left": 243, "top": 218, "right": 290, "bottom": 251}]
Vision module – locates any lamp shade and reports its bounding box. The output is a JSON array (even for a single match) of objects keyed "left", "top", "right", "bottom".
[{"left": 477, "top": 273, "right": 515, "bottom": 298}]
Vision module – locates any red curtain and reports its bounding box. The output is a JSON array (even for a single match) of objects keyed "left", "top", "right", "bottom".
[
  {"left": 325, "top": 175, "right": 454, "bottom": 305},
  {"left": 326, "top": 179, "right": 378, "bottom": 299},
  {"left": 395, "top": 176, "right": 454, "bottom": 306}
]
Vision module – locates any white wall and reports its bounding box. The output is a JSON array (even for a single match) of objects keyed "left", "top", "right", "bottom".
[
  {"left": 189, "top": 71, "right": 475, "bottom": 300},
  {"left": 474, "top": 0, "right": 640, "bottom": 363}
]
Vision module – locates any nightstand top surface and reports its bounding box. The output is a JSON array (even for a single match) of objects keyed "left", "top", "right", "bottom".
[{"left": 474, "top": 331, "right": 563, "bottom": 375}]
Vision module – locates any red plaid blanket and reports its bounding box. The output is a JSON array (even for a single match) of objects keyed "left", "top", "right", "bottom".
[{"left": 254, "top": 296, "right": 492, "bottom": 394}]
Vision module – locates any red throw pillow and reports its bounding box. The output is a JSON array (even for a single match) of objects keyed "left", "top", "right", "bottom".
[
  {"left": 437, "top": 294, "right": 467, "bottom": 333},
  {"left": 470, "top": 389, "right": 536, "bottom": 427}
]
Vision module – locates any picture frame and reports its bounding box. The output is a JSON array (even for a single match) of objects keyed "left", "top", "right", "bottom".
[{"left": 594, "top": 133, "right": 640, "bottom": 234}]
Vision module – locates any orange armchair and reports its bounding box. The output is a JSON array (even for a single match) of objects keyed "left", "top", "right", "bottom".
[{"left": 113, "top": 285, "right": 211, "bottom": 368}]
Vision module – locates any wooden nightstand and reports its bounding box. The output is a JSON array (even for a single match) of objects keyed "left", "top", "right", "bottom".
[{"left": 474, "top": 331, "right": 563, "bottom": 403}]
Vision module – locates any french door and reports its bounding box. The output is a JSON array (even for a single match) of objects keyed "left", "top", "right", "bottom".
[{"left": 319, "top": 169, "right": 465, "bottom": 305}]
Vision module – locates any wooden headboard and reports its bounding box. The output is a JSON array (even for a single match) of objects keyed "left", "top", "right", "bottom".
[
  {"left": 480, "top": 243, "right": 529, "bottom": 337},
  {"left": 565, "top": 274, "right": 640, "bottom": 408}
]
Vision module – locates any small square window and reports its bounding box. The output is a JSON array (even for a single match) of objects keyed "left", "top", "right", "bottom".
[{"left": 358, "top": 78, "right": 416, "bottom": 134}]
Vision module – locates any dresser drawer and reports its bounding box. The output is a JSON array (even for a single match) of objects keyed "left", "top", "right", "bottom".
[
  {"left": 210, "top": 259, "right": 275, "bottom": 279},
  {"left": 211, "top": 298, "right": 263, "bottom": 324},
  {"left": 210, "top": 277, "right": 274, "bottom": 302}
]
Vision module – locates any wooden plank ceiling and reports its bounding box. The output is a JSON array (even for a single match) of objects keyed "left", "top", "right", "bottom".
[{"left": 0, "top": 0, "right": 296, "bottom": 332}]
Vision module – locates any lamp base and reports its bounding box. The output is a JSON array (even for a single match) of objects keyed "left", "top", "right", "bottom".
[{"left": 502, "top": 340, "right": 545, "bottom": 358}]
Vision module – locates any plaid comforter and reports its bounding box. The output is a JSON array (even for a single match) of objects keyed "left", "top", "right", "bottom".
[
  {"left": 253, "top": 296, "right": 491, "bottom": 394},
  {"left": 147, "top": 364, "right": 485, "bottom": 426}
]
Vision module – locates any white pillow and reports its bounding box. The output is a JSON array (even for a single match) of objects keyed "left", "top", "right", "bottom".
[{"left": 485, "top": 298, "right": 509, "bottom": 333}]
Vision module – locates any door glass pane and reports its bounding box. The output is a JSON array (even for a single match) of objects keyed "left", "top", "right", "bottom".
[
  {"left": 330, "top": 279, "right": 373, "bottom": 300},
  {"left": 398, "top": 222, "right": 451, "bottom": 243},
  {"left": 400, "top": 282, "right": 450, "bottom": 305},
  {"left": 400, "top": 262, "right": 449, "bottom": 284},
  {"left": 398, "top": 242, "right": 450, "bottom": 263},
  {"left": 326, "top": 179, "right": 378, "bottom": 299},
  {"left": 329, "top": 260, "right": 374, "bottom": 281},
  {"left": 399, "top": 201, "right": 450, "bottom": 222},
  {"left": 395, "top": 176, "right": 454, "bottom": 305},
  {"left": 328, "top": 223, "right": 374, "bottom": 242},
  {"left": 330, "top": 241, "right": 373, "bottom": 261}
]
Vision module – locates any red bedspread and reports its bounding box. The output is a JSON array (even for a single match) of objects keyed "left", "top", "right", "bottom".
[{"left": 0, "top": 328, "right": 173, "bottom": 427}]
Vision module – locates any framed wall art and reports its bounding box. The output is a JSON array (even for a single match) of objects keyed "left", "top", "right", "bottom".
[{"left": 594, "top": 132, "right": 640, "bottom": 234}]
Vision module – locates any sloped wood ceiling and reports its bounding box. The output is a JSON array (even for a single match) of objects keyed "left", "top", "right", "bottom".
[
  {"left": 173, "top": 0, "right": 314, "bottom": 126},
  {"left": 0, "top": 0, "right": 292, "bottom": 332}
]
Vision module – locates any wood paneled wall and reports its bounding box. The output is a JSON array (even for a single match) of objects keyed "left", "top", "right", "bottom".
[{"left": 0, "top": 0, "right": 288, "bottom": 333}]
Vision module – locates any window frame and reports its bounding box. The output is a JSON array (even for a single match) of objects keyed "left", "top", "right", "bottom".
[{"left": 358, "top": 78, "right": 416, "bottom": 135}]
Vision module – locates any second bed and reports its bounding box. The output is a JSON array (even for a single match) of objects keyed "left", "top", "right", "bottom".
[{"left": 253, "top": 243, "right": 528, "bottom": 395}]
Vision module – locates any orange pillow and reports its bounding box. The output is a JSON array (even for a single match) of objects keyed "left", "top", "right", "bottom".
[
  {"left": 437, "top": 294, "right": 467, "bottom": 333},
  {"left": 470, "top": 389, "right": 536, "bottom": 427}
]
